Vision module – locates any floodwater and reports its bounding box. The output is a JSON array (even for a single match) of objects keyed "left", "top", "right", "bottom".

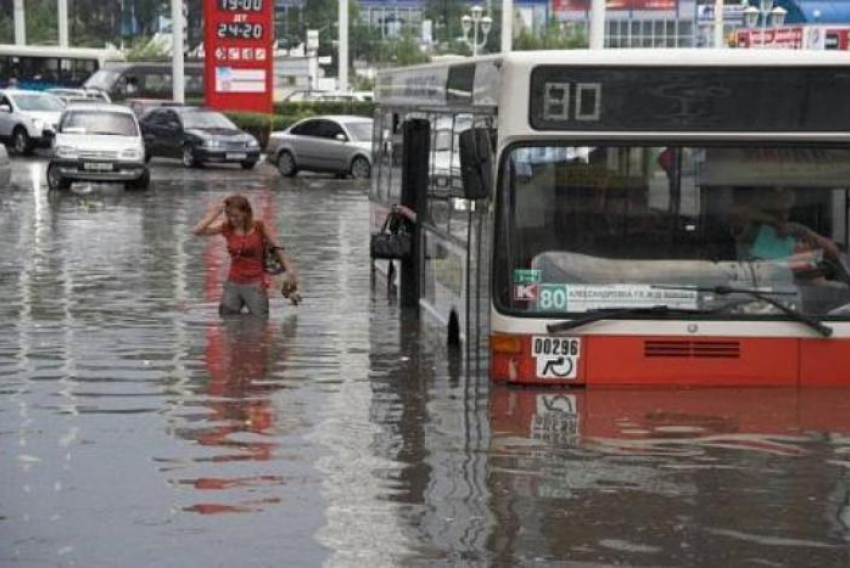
[{"left": 2, "top": 159, "right": 850, "bottom": 567}]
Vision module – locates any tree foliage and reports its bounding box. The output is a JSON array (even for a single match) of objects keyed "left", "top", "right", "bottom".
[{"left": 514, "top": 21, "right": 588, "bottom": 51}]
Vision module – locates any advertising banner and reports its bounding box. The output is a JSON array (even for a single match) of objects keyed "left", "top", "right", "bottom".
[
  {"left": 735, "top": 26, "right": 804, "bottom": 48},
  {"left": 204, "top": 0, "right": 274, "bottom": 113},
  {"left": 552, "top": 0, "right": 678, "bottom": 11}
]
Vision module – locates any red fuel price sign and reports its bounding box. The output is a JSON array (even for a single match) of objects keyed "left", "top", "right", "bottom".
[{"left": 204, "top": 0, "right": 274, "bottom": 113}]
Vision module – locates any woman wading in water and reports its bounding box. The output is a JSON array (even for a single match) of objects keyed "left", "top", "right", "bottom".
[{"left": 192, "top": 195, "right": 299, "bottom": 316}]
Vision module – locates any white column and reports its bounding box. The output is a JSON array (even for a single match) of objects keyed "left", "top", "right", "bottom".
[
  {"left": 171, "top": 0, "right": 185, "bottom": 103},
  {"left": 58, "top": 0, "right": 69, "bottom": 47},
  {"left": 501, "top": 0, "right": 513, "bottom": 53},
  {"left": 339, "top": 0, "right": 349, "bottom": 92},
  {"left": 589, "top": 0, "right": 606, "bottom": 49},
  {"left": 14, "top": 0, "right": 26, "bottom": 46},
  {"left": 713, "top": 0, "right": 725, "bottom": 48}
]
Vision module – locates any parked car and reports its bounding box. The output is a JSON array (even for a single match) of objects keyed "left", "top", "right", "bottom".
[
  {"left": 267, "top": 115, "right": 373, "bottom": 179},
  {"left": 0, "top": 145, "right": 11, "bottom": 187},
  {"left": 283, "top": 90, "right": 373, "bottom": 103},
  {"left": 139, "top": 107, "right": 260, "bottom": 169},
  {"left": 46, "top": 88, "right": 111, "bottom": 104},
  {"left": 0, "top": 89, "right": 64, "bottom": 155},
  {"left": 47, "top": 103, "right": 149, "bottom": 190}
]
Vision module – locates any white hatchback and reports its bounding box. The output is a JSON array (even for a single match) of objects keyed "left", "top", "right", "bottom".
[{"left": 48, "top": 104, "right": 149, "bottom": 190}]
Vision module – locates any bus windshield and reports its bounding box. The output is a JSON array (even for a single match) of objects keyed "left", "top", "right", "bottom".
[{"left": 496, "top": 145, "right": 850, "bottom": 319}]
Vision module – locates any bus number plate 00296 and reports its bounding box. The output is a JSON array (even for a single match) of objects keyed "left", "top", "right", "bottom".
[{"left": 532, "top": 336, "right": 581, "bottom": 380}]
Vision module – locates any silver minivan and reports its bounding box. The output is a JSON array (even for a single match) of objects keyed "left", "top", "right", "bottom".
[{"left": 267, "top": 115, "right": 373, "bottom": 179}]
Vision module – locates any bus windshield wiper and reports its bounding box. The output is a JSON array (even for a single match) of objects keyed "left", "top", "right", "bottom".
[
  {"left": 547, "top": 305, "right": 710, "bottom": 334},
  {"left": 652, "top": 285, "right": 833, "bottom": 338}
]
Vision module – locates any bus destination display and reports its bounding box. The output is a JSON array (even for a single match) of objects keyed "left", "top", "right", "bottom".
[{"left": 530, "top": 66, "right": 850, "bottom": 133}]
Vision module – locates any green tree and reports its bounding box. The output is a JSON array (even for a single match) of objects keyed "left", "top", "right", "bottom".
[
  {"left": 0, "top": 0, "right": 13, "bottom": 44},
  {"left": 514, "top": 21, "right": 588, "bottom": 51},
  {"left": 424, "top": 0, "right": 467, "bottom": 48},
  {"left": 125, "top": 36, "right": 171, "bottom": 62}
]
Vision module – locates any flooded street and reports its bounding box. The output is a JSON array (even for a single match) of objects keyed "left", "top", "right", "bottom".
[{"left": 2, "top": 159, "right": 850, "bottom": 567}]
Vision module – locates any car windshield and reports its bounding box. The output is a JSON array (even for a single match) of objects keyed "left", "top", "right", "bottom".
[
  {"left": 345, "top": 121, "right": 372, "bottom": 142},
  {"left": 496, "top": 145, "right": 850, "bottom": 319},
  {"left": 83, "top": 69, "right": 122, "bottom": 91},
  {"left": 181, "top": 112, "right": 236, "bottom": 130},
  {"left": 60, "top": 111, "right": 138, "bottom": 137},
  {"left": 12, "top": 93, "right": 63, "bottom": 112}
]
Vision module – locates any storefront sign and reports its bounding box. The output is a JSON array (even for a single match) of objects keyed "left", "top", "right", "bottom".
[
  {"left": 552, "top": 0, "right": 678, "bottom": 11},
  {"left": 204, "top": 0, "right": 274, "bottom": 112}
]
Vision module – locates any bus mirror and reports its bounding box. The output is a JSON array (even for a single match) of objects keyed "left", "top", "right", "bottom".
[{"left": 459, "top": 128, "right": 493, "bottom": 201}]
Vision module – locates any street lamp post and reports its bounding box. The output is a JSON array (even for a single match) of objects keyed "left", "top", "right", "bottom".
[
  {"left": 743, "top": 0, "right": 787, "bottom": 48},
  {"left": 461, "top": 5, "right": 492, "bottom": 57}
]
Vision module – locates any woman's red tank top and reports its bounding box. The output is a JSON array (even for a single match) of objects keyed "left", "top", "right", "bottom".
[{"left": 223, "top": 222, "right": 267, "bottom": 285}]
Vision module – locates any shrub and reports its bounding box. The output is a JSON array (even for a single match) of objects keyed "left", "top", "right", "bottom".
[{"left": 225, "top": 112, "right": 273, "bottom": 147}]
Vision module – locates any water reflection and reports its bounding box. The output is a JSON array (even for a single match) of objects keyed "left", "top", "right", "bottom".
[
  {"left": 488, "top": 386, "right": 850, "bottom": 565},
  {"left": 172, "top": 316, "right": 296, "bottom": 514}
]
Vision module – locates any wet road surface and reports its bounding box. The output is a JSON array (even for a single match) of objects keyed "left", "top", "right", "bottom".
[{"left": 2, "top": 158, "right": 850, "bottom": 567}]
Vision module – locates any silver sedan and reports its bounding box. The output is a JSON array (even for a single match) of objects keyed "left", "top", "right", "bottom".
[{"left": 267, "top": 115, "right": 373, "bottom": 179}]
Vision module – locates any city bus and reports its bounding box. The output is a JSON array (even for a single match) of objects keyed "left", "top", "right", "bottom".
[
  {"left": 370, "top": 49, "right": 850, "bottom": 387},
  {"left": 0, "top": 45, "right": 121, "bottom": 89}
]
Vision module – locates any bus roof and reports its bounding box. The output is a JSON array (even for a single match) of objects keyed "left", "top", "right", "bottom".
[
  {"left": 0, "top": 44, "right": 122, "bottom": 61},
  {"left": 376, "top": 49, "right": 850, "bottom": 110}
]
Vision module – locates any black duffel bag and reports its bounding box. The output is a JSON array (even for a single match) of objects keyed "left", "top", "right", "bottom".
[{"left": 370, "top": 212, "right": 412, "bottom": 260}]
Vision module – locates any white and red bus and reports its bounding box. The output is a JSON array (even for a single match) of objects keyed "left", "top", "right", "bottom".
[{"left": 371, "top": 49, "right": 850, "bottom": 387}]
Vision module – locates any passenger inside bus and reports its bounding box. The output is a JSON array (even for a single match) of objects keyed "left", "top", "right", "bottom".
[{"left": 499, "top": 145, "right": 850, "bottom": 316}]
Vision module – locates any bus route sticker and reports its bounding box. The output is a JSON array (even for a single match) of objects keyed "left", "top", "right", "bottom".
[{"left": 532, "top": 336, "right": 580, "bottom": 380}]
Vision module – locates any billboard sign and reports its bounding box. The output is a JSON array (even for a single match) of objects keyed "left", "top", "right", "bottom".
[
  {"left": 204, "top": 0, "right": 274, "bottom": 113},
  {"left": 735, "top": 26, "right": 850, "bottom": 50},
  {"left": 552, "top": 0, "right": 678, "bottom": 11}
]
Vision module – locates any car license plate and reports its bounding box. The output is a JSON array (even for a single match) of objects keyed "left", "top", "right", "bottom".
[
  {"left": 226, "top": 153, "right": 247, "bottom": 160},
  {"left": 83, "top": 162, "right": 113, "bottom": 172},
  {"left": 531, "top": 336, "right": 581, "bottom": 380}
]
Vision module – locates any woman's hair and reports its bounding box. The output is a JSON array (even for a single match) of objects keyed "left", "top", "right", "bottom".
[{"left": 223, "top": 194, "right": 254, "bottom": 232}]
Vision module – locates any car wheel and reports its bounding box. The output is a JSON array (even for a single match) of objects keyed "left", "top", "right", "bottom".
[
  {"left": 350, "top": 156, "right": 371, "bottom": 180},
  {"left": 277, "top": 151, "right": 297, "bottom": 177},
  {"left": 126, "top": 168, "right": 150, "bottom": 191},
  {"left": 13, "top": 128, "right": 32, "bottom": 156},
  {"left": 47, "top": 163, "right": 70, "bottom": 190},
  {"left": 240, "top": 160, "right": 256, "bottom": 170},
  {"left": 182, "top": 145, "right": 199, "bottom": 168}
]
